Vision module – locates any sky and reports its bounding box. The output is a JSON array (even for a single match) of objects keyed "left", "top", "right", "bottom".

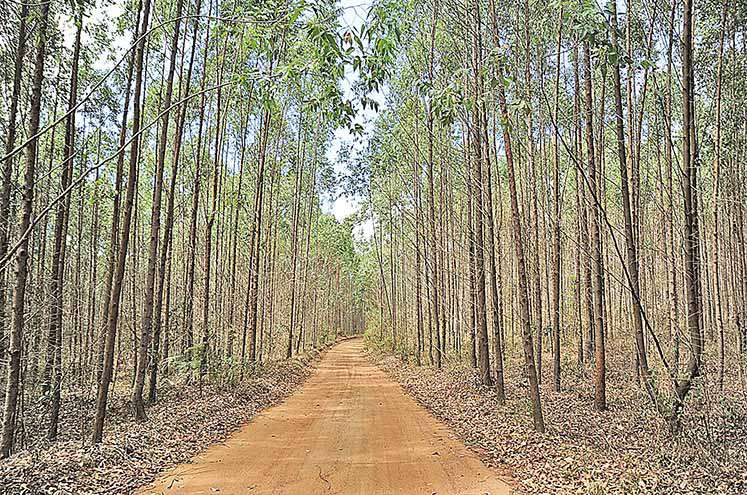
[
  {"left": 321, "top": 0, "right": 381, "bottom": 241},
  {"left": 60, "top": 0, "right": 381, "bottom": 240}
]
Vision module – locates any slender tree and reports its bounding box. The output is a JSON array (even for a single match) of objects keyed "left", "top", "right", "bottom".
[
  {"left": 0, "top": 0, "right": 51, "bottom": 458},
  {"left": 93, "top": 0, "right": 152, "bottom": 443}
]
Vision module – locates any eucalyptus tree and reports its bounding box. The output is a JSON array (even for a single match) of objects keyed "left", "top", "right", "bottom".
[
  {"left": 0, "top": 5, "right": 29, "bottom": 358},
  {"left": 44, "top": 6, "right": 84, "bottom": 440},
  {"left": 93, "top": 0, "right": 152, "bottom": 443},
  {"left": 131, "top": 0, "right": 185, "bottom": 422},
  {"left": 0, "top": 0, "right": 51, "bottom": 458}
]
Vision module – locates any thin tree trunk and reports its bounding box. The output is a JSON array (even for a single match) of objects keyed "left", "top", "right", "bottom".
[
  {"left": 288, "top": 114, "right": 305, "bottom": 358},
  {"left": 185, "top": 6, "right": 212, "bottom": 357},
  {"left": 45, "top": 10, "right": 84, "bottom": 440},
  {"left": 149, "top": 0, "right": 194, "bottom": 404},
  {"left": 551, "top": 6, "right": 563, "bottom": 392},
  {"left": 1, "top": 0, "right": 51, "bottom": 458},
  {"left": 609, "top": 0, "right": 655, "bottom": 404},
  {"left": 132, "top": 0, "right": 184, "bottom": 421},
  {"left": 0, "top": 4, "right": 29, "bottom": 360},
  {"left": 583, "top": 41, "right": 607, "bottom": 412},
  {"left": 92, "top": 0, "right": 152, "bottom": 443},
  {"left": 493, "top": 29, "right": 545, "bottom": 433},
  {"left": 470, "top": 0, "right": 491, "bottom": 386},
  {"left": 713, "top": 0, "right": 727, "bottom": 390},
  {"left": 247, "top": 107, "right": 271, "bottom": 363},
  {"left": 671, "top": 0, "right": 704, "bottom": 432},
  {"left": 426, "top": 0, "right": 442, "bottom": 369}
]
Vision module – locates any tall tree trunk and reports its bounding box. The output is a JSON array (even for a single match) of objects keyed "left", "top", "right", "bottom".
[
  {"left": 426, "top": 0, "right": 442, "bottom": 368},
  {"left": 470, "top": 0, "right": 491, "bottom": 386},
  {"left": 185, "top": 6, "right": 212, "bottom": 358},
  {"left": 551, "top": 6, "right": 563, "bottom": 392},
  {"left": 45, "top": 10, "right": 84, "bottom": 440},
  {"left": 247, "top": 107, "right": 271, "bottom": 363},
  {"left": 609, "top": 0, "right": 654, "bottom": 404},
  {"left": 671, "top": 0, "right": 704, "bottom": 432},
  {"left": 523, "top": 0, "right": 543, "bottom": 385},
  {"left": 583, "top": 41, "right": 607, "bottom": 412},
  {"left": 0, "top": 0, "right": 51, "bottom": 458},
  {"left": 413, "top": 111, "right": 424, "bottom": 366},
  {"left": 98, "top": 32, "right": 137, "bottom": 382},
  {"left": 92, "top": 0, "right": 152, "bottom": 443},
  {"left": 493, "top": 32, "right": 545, "bottom": 433},
  {"left": 132, "top": 0, "right": 184, "bottom": 421},
  {"left": 483, "top": 104, "right": 505, "bottom": 400},
  {"left": 149, "top": 0, "right": 200, "bottom": 403},
  {"left": 201, "top": 30, "right": 229, "bottom": 380},
  {"left": 288, "top": 114, "right": 305, "bottom": 358},
  {"left": 0, "top": 4, "right": 29, "bottom": 360},
  {"left": 664, "top": 1, "right": 680, "bottom": 375},
  {"left": 713, "top": 0, "right": 727, "bottom": 390}
]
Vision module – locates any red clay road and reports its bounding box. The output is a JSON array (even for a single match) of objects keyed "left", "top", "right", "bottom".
[{"left": 138, "top": 338, "right": 512, "bottom": 494}]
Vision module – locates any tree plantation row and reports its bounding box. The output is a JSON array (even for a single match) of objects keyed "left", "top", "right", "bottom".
[
  {"left": 0, "top": 0, "right": 386, "bottom": 458},
  {"left": 354, "top": 0, "right": 746, "bottom": 437}
]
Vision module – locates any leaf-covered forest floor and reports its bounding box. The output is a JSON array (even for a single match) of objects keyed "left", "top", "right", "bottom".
[
  {"left": 367, "top": 339, "right": 747, "bottom": 494},
  {"left": 0, "top": 343, "right": 336, "bottom": 495}
]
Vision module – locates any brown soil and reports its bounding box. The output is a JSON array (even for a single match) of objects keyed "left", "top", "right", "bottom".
[{"left": 138, "top": 338, "right": 512, "bottom": 494}]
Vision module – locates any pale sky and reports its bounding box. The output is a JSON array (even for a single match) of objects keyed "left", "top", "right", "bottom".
[
  {"left": 323, "top": 0, "right": 381, "bottom": 241},
  {"left": 61, "top": 0, "right": 380, "bottom": 240}
]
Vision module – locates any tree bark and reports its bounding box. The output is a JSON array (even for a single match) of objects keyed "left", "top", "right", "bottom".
[
  {"left": 583, "top": 41, "right": 607, "bottom": 412},
  {"left": 45, "top": 10, "right": 84, "bottom": 440},
  {"left": 609, "top": 0, "right": 654, "bottom": 404},
  {"left": 1, "top": 0, "right": 51, "bottom": 458},
  {"left": 92, "top": 0, "right": 152, "bottom": 443},
  {"left": 493, "top": 31, "right": 545, "bottom": 433},
  {"left": 132, "top": 0, "right": 184, "bottom": 421},
  {"left": 551, "top": 6, "right": 563, "bottom": 392},
  {"left": 0, "top": 4, "right": 29, "bottom": 360},
  {"left": 671, "top": 0, "right": 704, "bottom": 432}
]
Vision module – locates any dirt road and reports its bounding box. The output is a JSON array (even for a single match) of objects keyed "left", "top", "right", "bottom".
[{"left": 139, "top": 338, "right": 512, "bottom": 494}]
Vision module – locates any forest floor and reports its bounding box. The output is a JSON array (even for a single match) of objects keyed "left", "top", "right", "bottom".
[
  {"left": 0, "top": 343, "right": 335, "bottom": 495},
  {"left": 138, "top": 337, "right": 512, "bottom": 494},
  {"left": 368, "top": 339, "right": 747, "bottom": 494}
]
